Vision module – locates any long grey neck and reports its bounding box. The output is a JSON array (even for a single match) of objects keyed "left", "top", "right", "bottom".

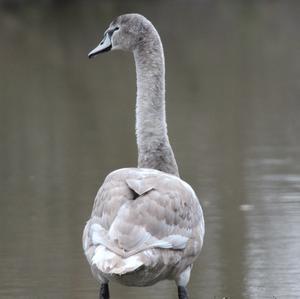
[{"left": 133, "top": 28, "right": 179, "bottom": 177}]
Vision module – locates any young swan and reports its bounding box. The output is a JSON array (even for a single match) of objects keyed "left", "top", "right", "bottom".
[{"left": 83, "top": 14, "right": 205, "bottom": 299}]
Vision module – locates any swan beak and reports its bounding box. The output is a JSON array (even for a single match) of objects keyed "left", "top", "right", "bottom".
[{"left": 88, "top": 33, "right": 112, "bottom": 58}]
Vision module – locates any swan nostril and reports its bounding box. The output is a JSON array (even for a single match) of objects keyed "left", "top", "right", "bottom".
[{"left": 100, "top": 41, "right": 104, "bottom": 45}]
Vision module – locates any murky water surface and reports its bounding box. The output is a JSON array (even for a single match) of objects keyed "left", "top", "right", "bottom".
[{"left": 1, "top": 1, "right": 300, "bottom": 298}]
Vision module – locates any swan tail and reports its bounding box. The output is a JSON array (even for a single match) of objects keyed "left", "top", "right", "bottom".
[
  {"left": 86, "top": 222, "right": 146, "bottom": 275},
  {"left": 92, "top": 245, "right": 144, "bottom": 275},
  {"left": 84, "top": 220, "right": 188, "bottom": 275}
]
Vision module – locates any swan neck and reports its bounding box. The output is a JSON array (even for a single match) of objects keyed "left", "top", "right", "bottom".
[{"left": 133, "top": 30, "right": 179, "bottom": 176}]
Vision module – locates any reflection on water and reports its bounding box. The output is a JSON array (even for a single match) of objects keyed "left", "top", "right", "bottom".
[
  {"left": 244, "top": 147, "right": 300, "bottom": 299},
  {"left": 0, "top": 1, "right": 300, "bottom": 298}
]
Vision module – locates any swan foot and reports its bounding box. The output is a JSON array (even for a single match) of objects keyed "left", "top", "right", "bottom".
[
  {"left": 178, "top": 286, "right": 189, "bottom": 299},
  {"left": 99, "top": 283, "right": 109, "bottom": 299}
]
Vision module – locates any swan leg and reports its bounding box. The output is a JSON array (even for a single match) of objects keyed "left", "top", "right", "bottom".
[
  {"left": 176, "top": 266, "right": 191, "bottom": 299},
  {"left": 178, "top": 286, "right": 189, "bottom": 299},
  {"left": 99, "top": 283, "right": 109, "bottom": 299}
]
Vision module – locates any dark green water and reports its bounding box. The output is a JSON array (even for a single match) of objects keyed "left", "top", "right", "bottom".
[{"left": 1, "top": 1, "right": 300, "bottom": 298}]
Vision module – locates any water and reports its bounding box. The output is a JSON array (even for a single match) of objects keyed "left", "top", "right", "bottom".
[{"left": 1, "top": 1, "right": 300, "bottom": 298}]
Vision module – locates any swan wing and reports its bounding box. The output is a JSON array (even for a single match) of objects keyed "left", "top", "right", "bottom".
[{"left": 84, "top": 168, "right": 204, "bottom": 258}]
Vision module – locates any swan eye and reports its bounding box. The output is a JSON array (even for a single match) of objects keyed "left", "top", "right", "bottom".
[{"left": 107, "top": 27, "right": 120, "bottom": 37}]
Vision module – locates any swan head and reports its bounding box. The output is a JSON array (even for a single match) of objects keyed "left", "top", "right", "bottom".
[{"left": 88, "top": 14, "right": 152, "bottom": 58}]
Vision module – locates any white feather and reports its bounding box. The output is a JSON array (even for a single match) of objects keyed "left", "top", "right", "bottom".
[{"left": 92, "top": 245, "right": 143, "bottom": 275}]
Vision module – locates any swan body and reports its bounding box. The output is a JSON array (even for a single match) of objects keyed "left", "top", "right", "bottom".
[
  {"left": 83, "top": 14, "right": 205, "bottom": 298},
  {"left": 83, "top": 168, "right": 204, "bottom": 286}
]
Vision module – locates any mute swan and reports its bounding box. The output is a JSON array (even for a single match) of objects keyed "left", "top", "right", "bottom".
[{"left": 83, "top": 14, "right": 205, "bottom": 299}]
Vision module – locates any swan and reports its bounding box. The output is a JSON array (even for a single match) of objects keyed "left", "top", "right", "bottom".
[{"left": 82, "top": 14, "right": 205, "bottom": 299}]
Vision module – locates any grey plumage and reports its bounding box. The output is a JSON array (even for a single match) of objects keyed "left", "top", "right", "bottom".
[{"left": 83, "top": 13, "right": 205, "bottom": 297}]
